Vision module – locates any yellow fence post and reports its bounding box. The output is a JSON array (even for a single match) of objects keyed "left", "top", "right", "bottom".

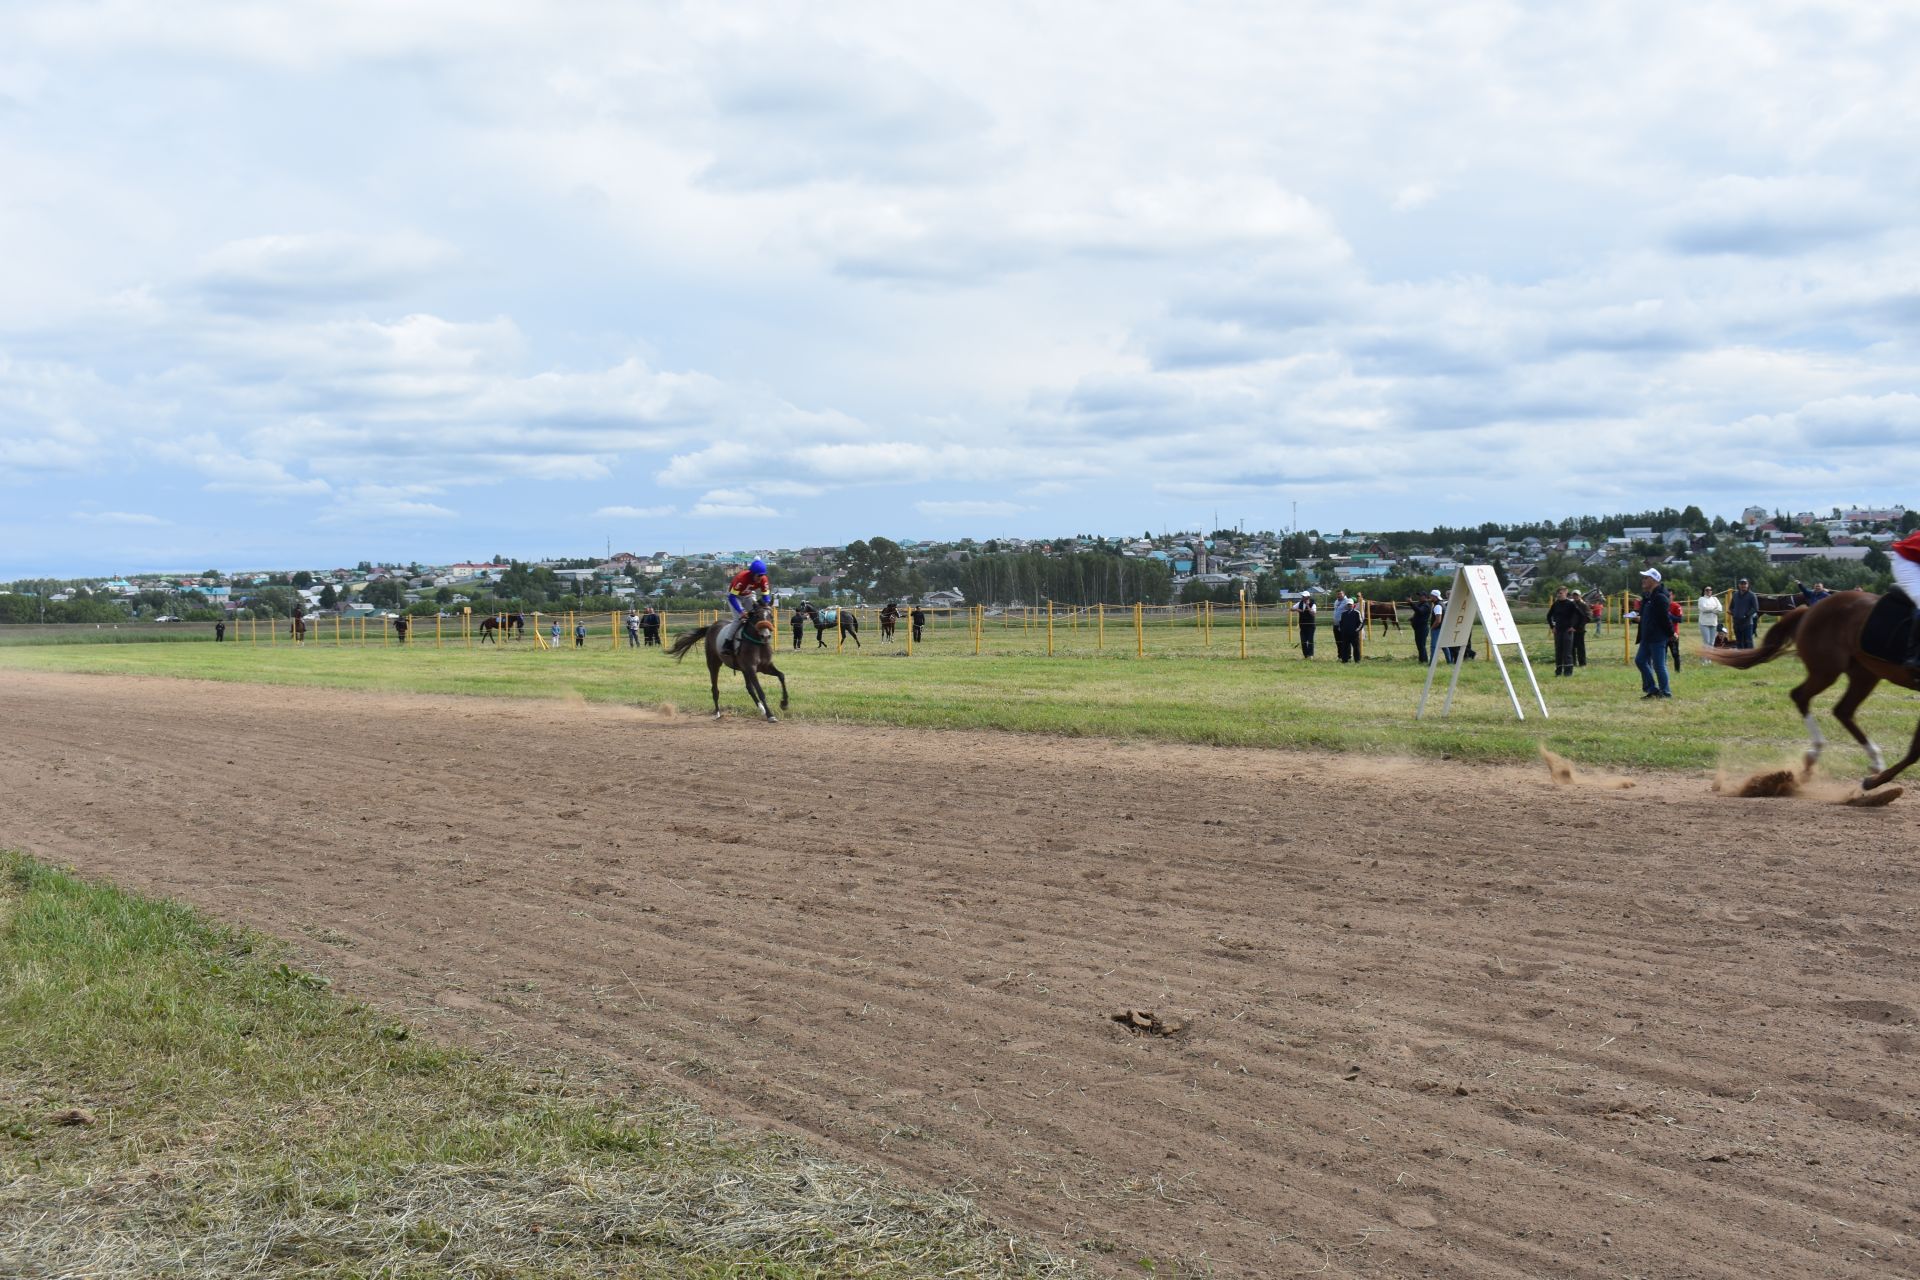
[
  {"left": 382, "top": 614, "right": 389, "bottom": 646},
  {"left": 1240, "top": 590, "right": 1248, "bottom": 659},
  {"left": 1046, "top": 599, "right": 1055, "bottom": 656},
  {"left": 1134, "top": 602, "right": 1144, "bottom": 658},
  {"left": 1097, "top": 602, "right": 1105, "bottom": 651}
]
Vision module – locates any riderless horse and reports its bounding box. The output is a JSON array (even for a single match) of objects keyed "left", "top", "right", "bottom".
[
  {"left": 800, "top": 602, "right": 861, "bottom": 648},
  {"left": 477, "top": 613, "right": 525, "bottom": 643}
]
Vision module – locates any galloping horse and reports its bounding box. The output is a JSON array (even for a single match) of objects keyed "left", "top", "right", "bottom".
[
  {"left": 667, "top": 599, "right": 789, "bottom": 721},
  {"left": 800, "top": 602, "right": 861, "bottom": 648},
  {"left": 477, "top": 613, "right": 525, "bottom": 644},
  {"left": 880, "top": 602, "right": 899, "bottom": 640},
  {"left": 1701, "top": 590, "right": 1918, "bottom": 791}
]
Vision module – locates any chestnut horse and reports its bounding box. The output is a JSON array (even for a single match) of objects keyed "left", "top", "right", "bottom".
[
  {"left": 667, "top": 599, "right": 789, "bottom": 721},
  {"left": 1700, "top": 590, "right": 1917, "bottom": 790}
]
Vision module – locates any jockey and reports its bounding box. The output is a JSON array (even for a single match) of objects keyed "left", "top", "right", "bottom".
[
  {"left": 723, "top": 558, "right": 771, "bottom": 653},
  {"left": 729, "top": 558, "right": 771, "bottom": 615},
  {"left": 1892, "top": 531, "right": 1920, "bottom": 670}
]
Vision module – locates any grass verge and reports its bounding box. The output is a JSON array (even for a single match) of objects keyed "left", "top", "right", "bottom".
[
  {"left": 0, "top": 851, "right": 1070, "bottom": 1278},
  {"left": 3, "top": 625, "right": 1914, "bottom": 775}
]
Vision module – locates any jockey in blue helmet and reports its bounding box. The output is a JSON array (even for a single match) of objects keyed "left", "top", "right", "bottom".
[{"left": 729, "top": 558, "right": 770, "bottom": 615}]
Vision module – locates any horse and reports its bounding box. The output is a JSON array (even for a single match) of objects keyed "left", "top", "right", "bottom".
[
  {"left": 800, "top": 602, "right": 861, "bottom": 648},
  {"left": 1700, "top": 590, "right": 1918, "bottom": 791},
  {"left": 1753, "top": 592, "right": 1805, "bottom": 617},
  {"left": 477, "top": 613, "right": 525, "bottom": 644},
  {"left": 667, "top": 599, "right": 789, "bottom": 721},
  {"left": 880, "top": 602, "right": 899, "bottom": 639},
  {"left": 290, "top": 612, "right": 306, "bottom": 643},
  {"left": 1363, "top": 600, "right": 1401, "bottom": 635}
]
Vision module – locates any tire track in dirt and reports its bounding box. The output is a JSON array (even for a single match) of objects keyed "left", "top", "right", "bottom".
[{"left": 2, "top": 669, "right": 1916, "bottom": 1278}]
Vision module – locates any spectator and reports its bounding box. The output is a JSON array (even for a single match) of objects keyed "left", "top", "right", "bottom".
[
  {"left": 549, "top": 620, "right": 561, "bottom": 649},
  {"left": 574, "top": 621, "right": 587, "bottom": 649},
  {"left": 641, "top": 606, "right": 662, "bottom": 646},
  {"left": 1546, "top": 586, "right": 1582, "bottom": 676},
  {"left": 625, "top": 610, "right": 642, "bottom": 648},
  {"left": 1293, "top": 593, "right": 1317, "bottom": 658},
  {"left": 1696, "top": 590, "right": 1724, "bottom": 648},
  {"left": 1667, "top": 595, "right": 1684, "bottom": 671},
  {"left": 1630, "top": 568, "right": 1674, "bottom": 699},
  {"left": 791, "top": 605, "right": 806, "bottom": 651},
  {"left": 1796, "top": 580, "right": 1831, "bottom": 605},
  {"left": 394, "top": 614, "right": 409, "bottom": 645},
  {"left": 1333, "top": 597, "right": 1364, "bottom": 662},
  {"left": 1729, "top": 578, "right": 1759, "bottom": 649},
  {"left": 215, "top": 620, "right": 226, "bottom": 642},
  {"left": 1409, "top": 589, "right": 1437, "bottom": 664},
  {"left": 910, "top": 605, "right": 927, "bottom": 642},
  {"left": 1570, "top": 591, "right": 1589, "bottom": 668},
  {"left": 1590, "top": 594, "right": 1604, "bottom": 637}
]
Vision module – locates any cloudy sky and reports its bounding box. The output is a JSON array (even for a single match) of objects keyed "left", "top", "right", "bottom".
[{"left": 3, "top": 2, "right": 1916, "bottom": 576}]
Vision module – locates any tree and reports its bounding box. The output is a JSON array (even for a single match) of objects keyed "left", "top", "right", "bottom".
[
  {"left": 361, "top": 579, "right": 404, "bottom": 609},
  {"left": 1863, "top": 546, "right": 1892, "bottom": 574},
  {"left": 291, "top": 571, "right": 314, "bottom": 589},
  {"left": 435, "top": 586, "right": 454, "bottom": 604},
  {"left": 318, "top": 584, "right": 338, "bottom": 609}
]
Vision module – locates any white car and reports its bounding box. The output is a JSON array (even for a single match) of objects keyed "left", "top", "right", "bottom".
[{"left": 153, "top": 615, "right": 180, "bottom": 622}]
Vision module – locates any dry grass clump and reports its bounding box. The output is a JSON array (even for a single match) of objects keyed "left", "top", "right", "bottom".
[{"left": 0, "top": 852, "right": 1070, "bottom": 1278}]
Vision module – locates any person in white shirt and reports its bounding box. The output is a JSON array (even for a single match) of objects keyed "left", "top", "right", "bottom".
[{"left": 1696, "top": 591, "right": 1723, "bottom": 647}]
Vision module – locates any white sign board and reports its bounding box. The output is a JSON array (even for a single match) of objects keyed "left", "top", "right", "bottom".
[{"left": 1417, "top": 565, "right": 1548, "bottom": 721}]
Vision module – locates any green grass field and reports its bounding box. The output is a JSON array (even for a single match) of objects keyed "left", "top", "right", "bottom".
[
  {"left": 5, "top": 615, "right": 1912, "bottom": 776},
  {"left": 0, "top": 851, "right": 1068, "bottom": 1278}
]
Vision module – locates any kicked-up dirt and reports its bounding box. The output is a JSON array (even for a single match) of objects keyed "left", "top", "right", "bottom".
[{"left": 2, "top": 669, "right": 1917, "bottom": 1278}]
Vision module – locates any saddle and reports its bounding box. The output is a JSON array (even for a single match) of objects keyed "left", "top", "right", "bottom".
[
  {"left": 1860, "top": 589, "right": 1914, "bottom": 664},
  {"left": 718, "top": 617, "right": 766, "bottom": 654}
]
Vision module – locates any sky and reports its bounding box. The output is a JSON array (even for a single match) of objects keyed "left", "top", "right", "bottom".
[{"left": 3, "top": 1, "right": 1917, "bottom": 577}]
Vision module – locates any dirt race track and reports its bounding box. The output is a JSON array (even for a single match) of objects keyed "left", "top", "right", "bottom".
[{"left": 4, "top": 670, "right": 1918, "bottom": 1279}]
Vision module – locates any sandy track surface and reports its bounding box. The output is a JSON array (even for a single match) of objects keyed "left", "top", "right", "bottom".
[{"left": 3, "top": 669, "right": 1917, "bottom": 1278}]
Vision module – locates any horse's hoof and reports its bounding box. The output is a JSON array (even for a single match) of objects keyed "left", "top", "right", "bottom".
[{"left": 765, "top": 714, "right": 779, "bottom": 723}]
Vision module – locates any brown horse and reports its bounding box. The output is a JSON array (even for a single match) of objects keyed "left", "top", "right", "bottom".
[
  {"left": 478, "top": 612, "right": 525, "bottom": 643},
  {"left": 290, "top": 612, "right": 306, "bottom": 643},
  {"left": 667, "top": 600, "right": 789, "bottom": 721},
  {"left": 1363, "top": 600, "right": 1401, "bottom": 635},
  {"left": 880, "top": 602, "right": 899, "bottom": 639},
  {"left": 1753, "top": 591, "right": 1805, "bottom": 617},
  {"left": 1700, "top": 590, "right": 1918, "bottom": 789}
]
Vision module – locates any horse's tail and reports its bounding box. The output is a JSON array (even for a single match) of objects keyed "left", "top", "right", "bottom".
[
  {"left": 667, "top": 625, "right": 712, "bottom": 662},
  {"left": 1700, "top": 606, "right": 1806, "bottom": 670}
]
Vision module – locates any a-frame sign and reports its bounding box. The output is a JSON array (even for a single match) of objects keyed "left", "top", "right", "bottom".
[{"left": 1416, "top": 564, "right": 1549, "bottom": 720}]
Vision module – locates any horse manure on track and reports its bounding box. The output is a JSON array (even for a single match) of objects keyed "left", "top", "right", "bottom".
[
  {"left": 1112, "top": 1008, "right": 1186, "bottom": 1037},
  {"left": 1540, "top": 747, "right": 1634, "bottom": 790}
]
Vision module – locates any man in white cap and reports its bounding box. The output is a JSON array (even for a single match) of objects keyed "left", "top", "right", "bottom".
[{"left": 1631, "top": 567, "right": 1675, "bottom": 698}]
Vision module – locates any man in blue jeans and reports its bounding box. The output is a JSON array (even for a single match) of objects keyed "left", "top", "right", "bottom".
[{"left": 1632, "top": 567, "right": 1674, "bottom": 699}]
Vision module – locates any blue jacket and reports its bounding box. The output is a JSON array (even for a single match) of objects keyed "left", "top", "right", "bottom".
[
  {"left": 1636, "top": 587, "right": 1674, "bottom": 642},
  {"left": 1729, "top": 588, "right": 1759, "bottom": 621},
  {"left": 1796, "top": 581, "right": 1830, "bottom": 604}
]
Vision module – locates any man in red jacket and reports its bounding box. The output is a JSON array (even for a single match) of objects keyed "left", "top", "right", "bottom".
[{"left": 1892, "top": 531, "right": 1920, "bottom": 671}]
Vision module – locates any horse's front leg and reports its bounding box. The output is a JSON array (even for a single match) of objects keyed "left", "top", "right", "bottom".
[
  {"left": 763, "top": 661, "right": 789, "bottom": 710},
  {"left": 744, "top": 669, "right": 776, "bottom": 721},
  {"left": 708, "top": 655, "right": 723, "bottom": 718}
]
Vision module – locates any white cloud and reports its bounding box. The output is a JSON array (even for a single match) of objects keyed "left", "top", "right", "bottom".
[
  {"left": 593, "top": 504, "right": 675, "bottom": 518},
  {"left": 72, "top": 509, "right": 167, "bottom": 524},
  {"left": 916, "top": 499, "right": 1025, "bottom": 518},
  {"left": 7, "top": 0, "right": 1920, "bottom": 572}
]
